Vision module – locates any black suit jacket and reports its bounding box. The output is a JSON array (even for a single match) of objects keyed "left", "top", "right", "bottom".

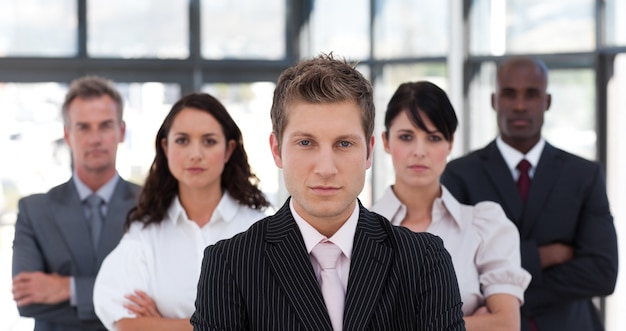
[
  {"left": 12, "top": 178, "right": 141, "bottom": 331},
  {"left": 191, "top": 198, "right": 465, "bottom": 331},
  {"left": 441, "top": 140, "right": 618, "bottom": 331}
]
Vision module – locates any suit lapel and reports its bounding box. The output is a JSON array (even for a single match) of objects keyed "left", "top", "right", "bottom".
[
  {"left": 265, "top": 200, "right": 332, "bottom": 331},
  {"left": 51, "top": 180, "right": 98, "bottom": 274},
  {"left": 481, "top": 142, "right": 525, "bottom": 225},
  {"left": 343, "top": 206, "right": 392, "bottom": 331},
  {"left": 521, "top": 143, "right": 561, "bottom": 237},
  {"left": 97, "top": 180, "right": 137, "bottom": 264}
]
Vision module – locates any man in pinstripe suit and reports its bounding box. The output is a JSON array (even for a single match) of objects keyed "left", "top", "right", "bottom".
[{"left": 191, "top": 54, "right": 466, "bottom": 331}]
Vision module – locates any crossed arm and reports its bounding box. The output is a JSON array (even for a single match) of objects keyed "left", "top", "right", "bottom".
[{"left": 114, "top": 291, "right": 192, "bottom": 331}]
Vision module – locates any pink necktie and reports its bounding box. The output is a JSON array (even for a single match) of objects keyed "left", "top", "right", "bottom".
[
  {"left": 311, "top": 241, "right": 344, "bottom": 331},
  {"left": 517, "top": 159, "right": 532, "bottom": 202}
]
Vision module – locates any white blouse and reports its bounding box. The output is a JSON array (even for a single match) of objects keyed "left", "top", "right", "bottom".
[
  {"left": 93, "top": 192, "right": 268, "bottom": 330},
  {"left": 371, "top": 185, "right": 531, "bottom": 316}
]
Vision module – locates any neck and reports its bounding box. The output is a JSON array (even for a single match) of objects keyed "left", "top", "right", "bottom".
[
  {"left": 503, "top": 135, "right": 540, "bottom": 155},
  {"left": 76, "top": 168, "right": 116, "bottom": 192},
  {"left": 178, "top": 184, "right": 223, "bottom": 227},
  {"left": 392, "top": 181, "right": 441, "bottom": 231},
  {"left": 295, "top": 200, "right": 355, "bottom": 238}
]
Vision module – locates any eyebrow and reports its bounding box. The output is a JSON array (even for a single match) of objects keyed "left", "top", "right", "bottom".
[
  {"left": 171, "top": 132, "right": 219, "bottom": 136},
  {"left": 75, "top": 119, "right": 115, "bottom": 126}
]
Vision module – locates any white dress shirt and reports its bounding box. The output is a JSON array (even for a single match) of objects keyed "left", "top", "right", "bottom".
[
  {"left": 371, "top": 185, "right": 531, "bottom": 315},
  {"left": 496, "top": 136, "right": 545, "bottom": 180},
  {"left": 93, "top": 192, "right": 268, "bottom": 330},
  {"left": 290, "top": 199, "right": 359, "bottom": 291}
]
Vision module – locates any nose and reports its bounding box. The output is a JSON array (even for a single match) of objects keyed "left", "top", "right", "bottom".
[
  {"left": 314, "top": 147, "right": 338, "bottom": 179},
  {"left": 189, "top": 141, "right": 203, "bottom": 161},
  {"left": 513, "top": 95, "right": 527, "bottom": 112},
  {"left": 412, "top": 139, "right": 426, "bottom": 158},
  {"left": 87, "top": 129, "right": 103, "bottom": 145}
]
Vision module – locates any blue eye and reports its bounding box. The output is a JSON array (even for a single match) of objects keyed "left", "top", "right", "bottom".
[
  {"left": 298, "top": 140, "right": 311, "bottom": 146},
  {"left": 339, "top": 141, "right": 352, "bottom": 148}
]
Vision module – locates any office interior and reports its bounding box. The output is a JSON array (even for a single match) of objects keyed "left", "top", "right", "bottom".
[{"left": 0, "top": 0, "right": 625, "bottom": 330}]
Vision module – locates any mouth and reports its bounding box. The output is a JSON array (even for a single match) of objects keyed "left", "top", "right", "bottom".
[
  {"left": 310, "top": 186, "right": 341, "bottom": 196},
  {"left": 509, "top": 119, "right": 530, "bottom": 127},
  {"left": 186, "top": 167, "right": 205, "bottom": 173},
  {"left": 408, "top": 164, "right": 428, "bottom": 171},
  {"left": 87, "top": 149, "right": 107, "bottom": 157}
]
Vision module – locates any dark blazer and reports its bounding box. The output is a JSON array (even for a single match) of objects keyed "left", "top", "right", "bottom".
[
  {"left": 441, "top": 140, "right": 618, "bottom": 331},
  {"left": 12, "top": 178, "right": 140, "bottom": 331},
  {"left": 191, "top": 198, "right": 466, "bottom": 331}
]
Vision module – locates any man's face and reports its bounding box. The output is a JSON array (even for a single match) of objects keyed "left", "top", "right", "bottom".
[
  {"left": 64, "top": 95, "right": 125, "bottom": 178},
  {"left": 492, "top": 62, "right": 551, "bottom": 151},
  {"left": 270, "top": 101, "right": 373, "bottom": 230}
]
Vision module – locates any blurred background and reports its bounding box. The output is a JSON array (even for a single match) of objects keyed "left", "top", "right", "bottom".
[{"left": 0, "top": 0, "right": 625, "bottom": 330}]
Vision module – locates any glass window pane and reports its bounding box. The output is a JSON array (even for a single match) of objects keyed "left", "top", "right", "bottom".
[
  {"left": 606, "top": 0, "right": 626, "bottom": 46},
  {"left": 374, "top": 0, "right": 448, "bottom": 58},
  {"left": 202, "top": 83, "right": 280, "bottom": 206},
  {"left": 371, "top": 63, "right": 447, "bottom": 204},
  {"left": 470, "top": 0, "right": 595, "bottom": 55},
  {"left": 467, "top": 63, "right": 596, "bottom": 160},
  {"left": 201, "top": 0, "right": 285, "bottom": 60},
  {"left": 88, "top": 0, "right": 188, "bottom": 59},
  {"left": 0, "top": 81, "right": 179, "bottom": 209},
  {"left": 301, "top": 0, "right": 370, "bottom": 60},
  {"left": 0, "top": 0, "right": 76, "bottom": 57}
]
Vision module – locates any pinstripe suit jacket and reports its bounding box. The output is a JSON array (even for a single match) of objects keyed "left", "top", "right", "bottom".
[{"left": 191, "top": 198, "right": 465, "bottom": 331}]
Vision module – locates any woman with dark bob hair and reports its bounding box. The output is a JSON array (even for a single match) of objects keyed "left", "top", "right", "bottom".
[
  {"left": 94, "top": 93, "right": 270, "bottom": 331},
  {"left": 371, "top": 81, "right": 531, "bottom": 330}
]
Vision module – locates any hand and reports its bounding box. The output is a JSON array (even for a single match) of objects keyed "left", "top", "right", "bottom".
[
  {"left": 471, "top": 306, "right": 490, "bottom": 316},
  {"left": 124, "top": 290, "right": 162, "bottom": 318},
  {"left": 12, "top": 272, "right": 70, "bottom": 306},
  {"left": 539, "top": 242, "right": 574, "bottom": 269}
]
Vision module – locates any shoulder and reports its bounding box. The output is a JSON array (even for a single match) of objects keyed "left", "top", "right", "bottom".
[
  {"left": 445, "top": 144, "right": 493, "bottom": 171},
  {"left": 236, "top": 203, "right": 270, "bottom": 220},
  {"left": 18, "top": 192, "right": 48, "bottom": 207},
  {"left": 118, "top": 178, "right": 142, "bottom": 197},
  {"left": 381, "top": 213, "right": 447, "bottom": 254},
  {"left": 370, "top": 186, "right": 400, "bottom": 220},
  {"left": 468, "top": 201, "right": 518, "bottom": 237},
  {"left": 470, "top": 201, "right": 509, "bottom": 223},
  {"left": 19, "top": 180, "right": 71, "bottom": 208},
  {"left": 549, "top": 145, "right": 601, "bottom": 169},
  {"left": 211, "top": 214, "right": 271, "bottom": 251}
]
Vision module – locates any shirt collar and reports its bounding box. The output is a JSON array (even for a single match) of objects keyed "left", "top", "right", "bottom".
[
  {"left": 437, "top": 185, "right": 464, "bottom": 230},
  {"left": 290, "top": 198, "right": 358, "bottom": 260},
  {"left": 376, "top": 185, "right": 464, "bottom": 231},
  {"left": 375, "top": 186, "right": 406, "bottom": 226},
  {"left": 166, "top": 191, "right": 240, "bottom": 226},
  {"left": 496, "top": 136, "right": 545, "bottom": 171},
  {"left": 73, "top": 172, "right": 120, "bottom": 203}
]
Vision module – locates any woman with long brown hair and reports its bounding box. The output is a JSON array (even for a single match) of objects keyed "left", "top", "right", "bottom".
[{"left": 94, "top": 93, "right": 270, "bottom": 331}]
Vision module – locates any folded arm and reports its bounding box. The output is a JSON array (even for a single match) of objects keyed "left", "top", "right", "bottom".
[{"left": 464, "top": 294, "right": 520, "bottom": 331}]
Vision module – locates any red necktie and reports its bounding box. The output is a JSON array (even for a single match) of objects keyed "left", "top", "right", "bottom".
[
  {"left": 517, "top": 159, "right": 538, "bottom": 330},
  {"left": 517, "top": 159, "right": 531, "bottom": 202}
]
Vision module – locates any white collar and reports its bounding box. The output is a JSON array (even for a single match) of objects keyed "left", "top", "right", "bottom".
[
  {"left": 166, "top": 191, "right": 240, "bottom": 226},
  {"left": 496, "top": 136, "right": 545, "bottom": 171}
]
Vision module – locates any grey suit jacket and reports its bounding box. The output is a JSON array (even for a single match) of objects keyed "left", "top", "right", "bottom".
[
  {"left": 12, "top": 177, "right": 140, "bottom": 331},
  {"left": 441, "top": 141, "right": 618, "bottom": 331},
  {"left": 191, "top": 198, "right": 466, "bottom": 331}
]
